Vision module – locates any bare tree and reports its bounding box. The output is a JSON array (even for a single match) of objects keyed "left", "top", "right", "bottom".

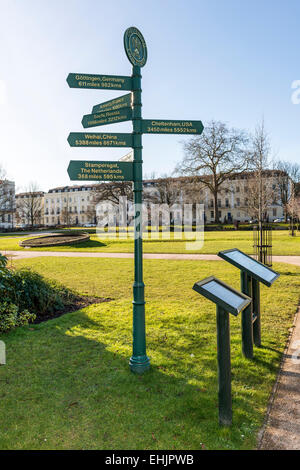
[
  {"left": 273, "top": 160, "right": 300, "bottom": 221},
  {"left": 176, "top": 120, "right": 250, "bottom": 222},
  {"left": 60, "top": 200, "right": 73, "bottom": 226},
  {"left": 145, "top": 175, "right": 182, "bottom": 205},
  {"left": 16, "top": 182, "right": 43, "bottom": 228},
  {"left": 286, "top": 184, "right": 300, "bottom": 236},
  {"left": 246, "top": 120, "right": 274, "bottom": 223},
  {"left": 92, "top": 181, "right": 133, "bottom": 206}
]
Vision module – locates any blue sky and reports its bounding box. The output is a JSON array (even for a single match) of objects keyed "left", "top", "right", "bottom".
[{"left": 0, "top": 0, "right": 299, "bottom": 192}]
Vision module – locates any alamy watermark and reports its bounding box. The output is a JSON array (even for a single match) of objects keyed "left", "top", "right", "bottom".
[
  {"left": 96, "top": 198, "right": 204, "bottom": 250},
  {"left": 291, "top": 80, "right": 300, "bottom": 104}
]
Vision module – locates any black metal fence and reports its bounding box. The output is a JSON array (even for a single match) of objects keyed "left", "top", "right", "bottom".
[{"left": 253, "top": 223, "right": 272, "bottom": 267}]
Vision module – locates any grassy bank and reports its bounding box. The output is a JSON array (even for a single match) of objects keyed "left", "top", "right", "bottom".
[
  {"left": 0, "top": 230, "right": 300, "bottom": 255},
  {"left": 0, "top": 257, "right": 299, "bottom": 449}
]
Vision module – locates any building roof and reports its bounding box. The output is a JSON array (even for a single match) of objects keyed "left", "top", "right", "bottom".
[
  {"left": 16, "top": 191, "right": 44, "bottom": 198},
  {"left": 48, "top": 184, "right": 101, "bottom": 193}
]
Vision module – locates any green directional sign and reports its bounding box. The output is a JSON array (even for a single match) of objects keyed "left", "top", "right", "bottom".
[
  {"left": 68, "top": 132, "right": 133, "bottom": 148},
  {"left": 92, "top": 93, "right": 132, "bottom": 114},
  {"left": 82, "top": 107, "right": 132, "bottom": 128},
  {"left": 67, "top": 160, "right": 133, "bottom": 182},
  {"left": 66, "top": 73, "right": 132, "bottom": 91},
  {"left": 141, "top": 119, "right": 204, "bottom": 135}
]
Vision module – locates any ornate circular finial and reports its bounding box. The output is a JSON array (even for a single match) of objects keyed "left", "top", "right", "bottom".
[{"left": 124, "top": 27, "right": 147, "bottom": 67}]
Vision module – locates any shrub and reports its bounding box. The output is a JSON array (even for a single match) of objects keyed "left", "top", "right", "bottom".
[
  {"left": 0, "top": 253, "right": 77, "bottom": 333},
  {"left": 0, "top": 302, "right": 35, "bottom": 333}
]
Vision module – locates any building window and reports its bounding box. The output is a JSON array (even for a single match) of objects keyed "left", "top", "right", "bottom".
[
  {"left": 210, "top": 211, "right": 214, "bottom": 219},
  {"left": 236, "top": 198, "right": 240, "bottom": 207},
  {"left": 218, "top": 211, "right": 221, "bottom": 218},
  {"left": 225, "top": 199, "right": 229, "bottom": 208},
  {"left": 236, "top": 187, "right": 240, "bottom": 192},
  {"left": 210, "top": 199, "right": 214, "bottom": 208},
  {"left": 218, "top": 199, "right": 221, "bottom": 208}
]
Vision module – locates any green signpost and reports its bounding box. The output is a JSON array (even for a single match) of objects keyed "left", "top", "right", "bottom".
[
  {"left": 141, "top": 119, "right": 204, "bottom": 135},
  {"left": 82, "top": 108, "right": 133, "bottom": 128},
  {"left": 92, "top": 93, "right": 132, "bottom": 114},
  {"left": 66, "top": 73, "right": 132, "bottom": 91},
  {"left": 67, "top": 132, "right": 133, "bottom": 148},
  {"left": 66, "top": 26, "right": 204, "bottom": 374},
  {"left": 67, "top": 160, "right": 133, "bottom": 182}
]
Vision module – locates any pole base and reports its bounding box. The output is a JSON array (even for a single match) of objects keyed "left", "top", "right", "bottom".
[
  {"left": 219, "top": 414, "right": 232, "bottom": 427},
  {"left": 129, "top": 355, "right": 150, "bottom": 374}
]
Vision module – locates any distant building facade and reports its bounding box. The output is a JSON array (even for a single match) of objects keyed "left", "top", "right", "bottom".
[
  {"left": 0, "top": 180, "right": 15, "bottom": 229},
  {"left": 43, "top": 184, "right": 98, "bottom": 226},
  {"left": 15, "top": 191, "right": 44, "bottom": 227},
  {"left": 197, "top": 170, "right": 287, "bottom": 223},
  {"left": 13, "top": 169, "right": 290, "bottom": 228},
  {"left": 142, "top": 170, "right": 288, "bottom": 223}
]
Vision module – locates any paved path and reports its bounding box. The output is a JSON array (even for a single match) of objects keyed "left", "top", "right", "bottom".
[
  {"left": 259, "top": 307, "right": 300, "bottom": 450},
  {"left": 2, "top": 250, "right": 300, "bottom": 266}
]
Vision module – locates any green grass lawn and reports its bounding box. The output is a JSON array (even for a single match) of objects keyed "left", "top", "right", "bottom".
[
  {"left": 0, "top": 257, "right": 299, "bottom": 450},
  {"left": 0, "top": 229, "right": 300, "bottom": 255}
]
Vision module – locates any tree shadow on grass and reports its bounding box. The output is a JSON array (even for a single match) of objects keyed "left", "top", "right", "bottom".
[{"left": 0, "top": 308, "right": 265, "bottom": 450}]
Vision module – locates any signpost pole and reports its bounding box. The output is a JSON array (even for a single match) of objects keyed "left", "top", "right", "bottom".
[
  {"left": 216, "top": 306, "right": 232, "bottom": 426},
  {"left": 252, "top": 278, "right": 261, "bottom": 347},
  {"left": 240, "top": 272, "right": 254, "bottom": 359},
  {"left": 129, "top": 65, "right": 150, "bottom": 373}
]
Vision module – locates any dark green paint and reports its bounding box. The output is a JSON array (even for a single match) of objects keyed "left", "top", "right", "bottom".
[
  {"left": 66, "top": 73, "right": 132, "bottom": 91},
  {"left": 192, "top": 276, "right": 251, "bottom": 317},
  {"left": 129, "top": 65, "right": 150, "bottom": 374},
  {"left": 67, "top": 160, "right": 133, "bottom": 182},
  {"left": 67, "top": 26, "right": 205, "bottom": 375},
  {"left": 217, "top": 248, "right": 279, "bottom": 287},
  {"left": 82, "top": 107, "right": 132, "bottom": 129},
  {"left": 124, "top": 27, "right": 147, "bottom": 68},
  {"left": 68, "top": 132, "right": 133, "bottom": 148},
  {"left": 218, "top": 248, "right": 279, "bottom": 356},
  {"left": 193, "top": 276, "right": 251, "bottom": 427},
  {"left": 252, "top": 278, "right": 261, "bottom": 347},
  {"left": 217, "top": 306, "right": 232, "bottom": 427},
  {"left": 142, "top": 119, "right": 204, "bottom": 135},
  {"left": 241, "top": 271, "right": 254, "bottom": 359},
  {"left": 92, "top": 93, "right": 132, "bottom": 114}
]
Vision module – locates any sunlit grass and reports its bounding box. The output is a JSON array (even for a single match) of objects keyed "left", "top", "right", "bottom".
[
  {"left": 0, "top": 229, "right": 300, "bottom": 255},
  {"left": 0, "top": 257, "right": 298, "bottom": 450}
]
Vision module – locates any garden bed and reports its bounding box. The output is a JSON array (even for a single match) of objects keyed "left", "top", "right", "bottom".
[{"left": 19, "top": 231, "right": 90, "bottom": 247}]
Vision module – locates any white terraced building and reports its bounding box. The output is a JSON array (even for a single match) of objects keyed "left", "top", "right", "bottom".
[
  {"left": 38, "top": 169, "right": 290, "bottom": 227},
  {"left": 43, "top": 184, "right": 98, "bottom": 226}
]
